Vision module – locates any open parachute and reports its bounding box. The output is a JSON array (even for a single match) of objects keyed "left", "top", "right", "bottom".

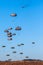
[{"left": 10, "top": 13, "right": 17, "bottom": 17}]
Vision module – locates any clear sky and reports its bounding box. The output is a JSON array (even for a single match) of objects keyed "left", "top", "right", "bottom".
[{"left": 0, "top": 0, "right": 43, "bottom": 61}]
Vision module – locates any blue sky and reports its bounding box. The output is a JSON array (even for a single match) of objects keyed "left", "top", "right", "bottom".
[{"left": 0, "top": 0, "right": 43, "bottom": 61}]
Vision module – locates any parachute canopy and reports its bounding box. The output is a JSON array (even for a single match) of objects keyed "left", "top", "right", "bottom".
[
  {"left": 11, "top": 47, "right": 15, "bottom": 49},
  {"left": 7, "top": 34, "right": 12, "bottom": 37},
  {"left": 10, "top": 13, "right": 17, "bottom": 17},
  {"left": 8, "top": 27, "right": 12, "bottom": 30},
  {"left": 2, "top": 46, "right": 6, "bottom": 47},
  {"left": 15, "top": 26, "right": 22, "bottom": 30},
  {"left": 21, "top": 4, "right": 29, "bottom": 8},
  {"left": 20, "top": 52, "right": 23, "bottom": 54},
  {"left": 25, "top": 56, "right": 29, "bottom": 58},
  {"left": 8, "top": 59, "right": 12, "bottom": 61},
  {"left": 17, "top": 44, "right": 21, "bottom": 46},
  {"left": 8, "top": 38, "right": 12, "bottom": 40},
  {"left": 32, "top": 42, "right": 35, "bottom": 44},
  {"left": 21, "top": 43, "right": 24, "bottom": 45},
  {"left": 7, "top": 32, "right": 12, "bottom": 37},
  {"left": 6, "top": 54, "right": 10, "bottom": 56},
  {"left": 7, "top": 32, "right": 12, "bottom": 35},
  {"left": 12, "top": 33, "right": 16, "bottom": 36},
  {"left": 12, "top": 51, "right": 16, "bottom": 53},
  {"left": 4, "top": 30, "right": 9, "bottom": 33}
]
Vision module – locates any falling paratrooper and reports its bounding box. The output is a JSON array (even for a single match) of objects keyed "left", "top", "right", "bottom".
[{"left": 19, "top": 52, "right": 23, "bottom": 60}]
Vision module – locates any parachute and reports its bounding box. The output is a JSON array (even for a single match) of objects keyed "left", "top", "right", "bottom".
[
  {"left": 21, "top": 43, "right": 24, "bottom": 45},
  {"left": 8, "top": 59, "right": 12, "bottom": 61},
  {"left": 4, "top": 30, "right": 9, "bottom": 33},
  {"left": 6, "top": 54, "right": 10, "bottom": 56},
  {"left": 8, "top": 27, "right": 12, "bottom": 30},
  {"left": 20, "top": 52, "right": 23, "bottom": 54},
  {"left": 21, "top": 4, "right": 29, "bottom": 8},
  {"left": 8, "top": 38, "right": 12, "bottom": 40},
  {"left": 2, "top": 46, "right": 6, "bottom": 48},
  {"left": 32, "top": 42, "right": 35, "bottom": 44},
  {"left": 10, "top": 13, "right": 17, "bottom": 17},
  {"left": 17, "top": 44, "right": 21, "bottom": 46},
  {"left": 11, "top": 47, "right": 15, "bottom": 49},
  {"left": 12, "top": 51, "right": 16, "bottom": 53},
  {"left": 12, "top": 33, "right": 16, "bottom": 36},
  {"left": 7, "top": 32, "right": 12, "bottom": 37},
  {"left": 15, "top": 26, "right": 22, "bottom": 30},
  {"left": 25, "top": 56, "right": 29, "bottom": 58}
]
